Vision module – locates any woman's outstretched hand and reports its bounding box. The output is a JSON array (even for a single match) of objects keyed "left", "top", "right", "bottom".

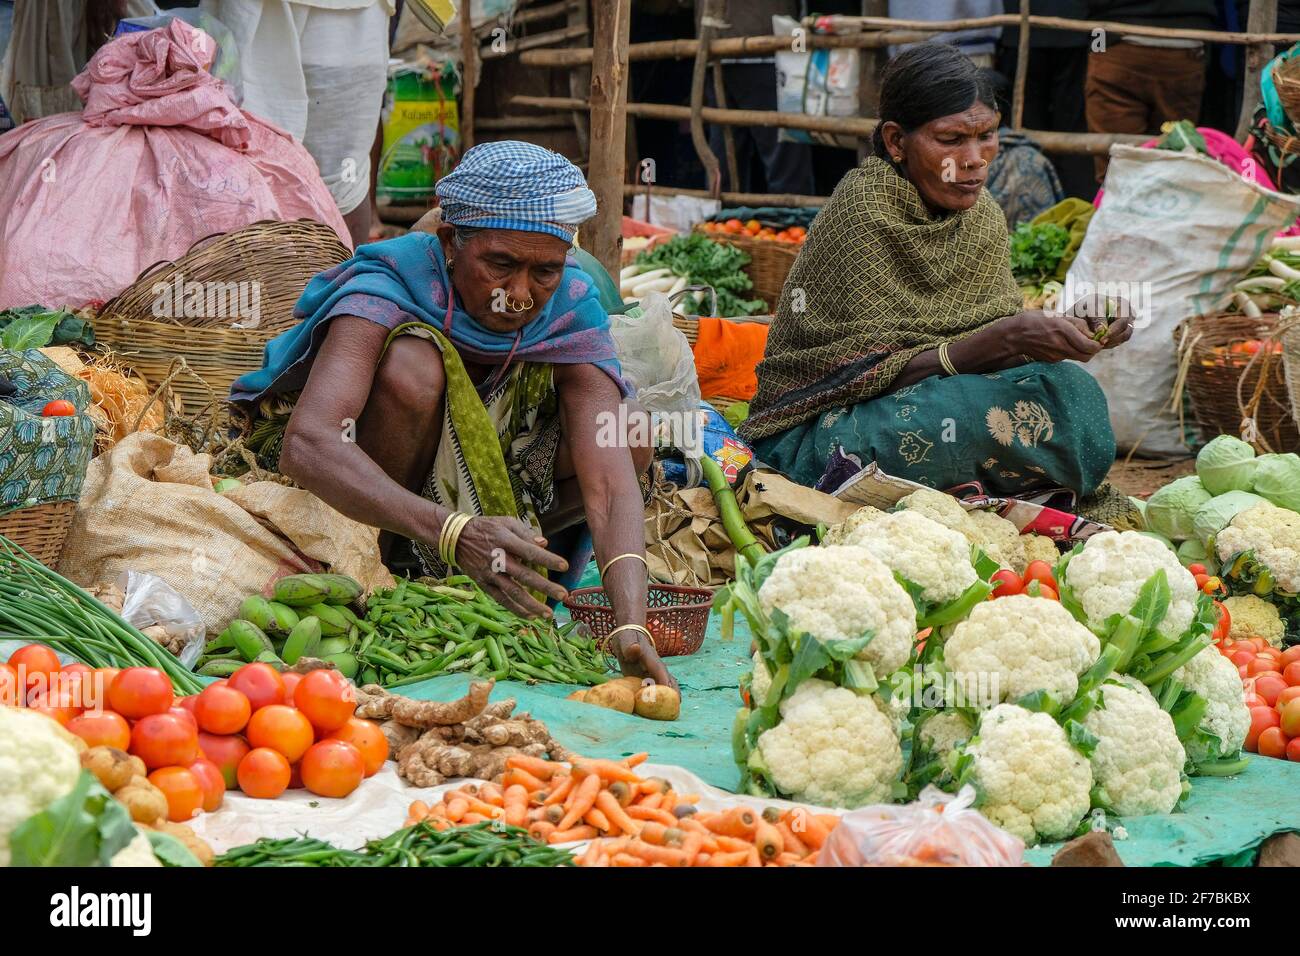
[
  {"left": 1001, "top": 309, "right": 1105, "bottom": 363},
  {"left": 612, "top": 630, "right": 678, "bottom": 689},
  {"left": 1065, "top": 293, "right": 1135, "bottom": 350},
  {"left": 451, "top": 516, "right": 569, "bottom": 618}
]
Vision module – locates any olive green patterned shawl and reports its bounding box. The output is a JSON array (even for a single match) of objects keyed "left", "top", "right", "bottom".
[{"left": 740, "top": 157, "right": 1023, "bottom": 443}]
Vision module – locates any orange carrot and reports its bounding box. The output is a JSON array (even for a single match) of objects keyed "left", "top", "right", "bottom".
[
  {"left": 608, "top": 780, "right": 635, "bottom": 806},
  {"left": 637, "top": 793, "right": 664, "bottom": 811},
  {"left": 661, "top": 791, "right": 677, "bottom": 813},
  {"left": 791, "top": 812, "right": 830, "bottom": 850},
  {"left": 542, "top": 775, "right": 574, "bottom": 806},
  {"left": 595, "top": 790, "right": 643, "bottom": 836},
  {"left": 579, "top": 840, "right": 603, "bottom": 866},
  {"left": 548, "top": 825, "right": 598, "bottom": 843},
  {"left": 816, "top": 814, "right": 840, "bottom": 831},
  {"left": 584, "top": 807, "right": 612, "bottom": 833},
  {"left": 429, "top": 803, "right": 448, "bottom": 819},
  {"left": 408, "top": 800, "right": 429, "bottom": 819},
  {"left": 558, "top": 772, "right": 602, "bottom": 831},
  {"left": 676, "top": 793, "right": 702, "bottom": 804},
  {"left": 461, "top": 795, "right": 505, "bottom": 819},
  {"left": 701, "top": 849, "right": 750, "bottom": 867},
  {"left": 620, "top": 752, "right": 650, "bottom": 768},
  {"left": 611, "top": 853, "right": 647, "bottom": 867},
  {"left": 774, "top": 851, "right": 804, "bottom": 867},
  {"left": 503, "top": 784, "right": 529, "bottom": 827},
  {"left": 638, "top": 778, "right": 670, "bottom": 796},
  {"left": 680, "top": 830, "right": 704, "bottom": 864},
  {"left": 776, "top": 821, "right": 809, "bottom": 858},
  {"left": 625, "top": 840, "right": 690, "bottom": 866},
  {"left": 476, "top": 783, "right": 503, "bottom": 806},
  {"left": 571, "top": 758, "right": 641, "bottom": 784},
  {"left": 754, "top": 821, "right": 783, "bottom": 860},
  {"left": 714, "top": 835, "right": 753, "bottom": 853},
  {"left": 505, "top": 753, "right": 561, "bottom": 780},
  {"left": 528, "top": 820, "right": 557, "bottom": 842},
  {"left": 704, "top": 806, "right": 758, "bottom": 839},
  {"left": 461, "top": 812, "right": 488, "bottom": 824},
  {"left": 626, "top": 805, "right": 676, "bottom": 825},
  {"left": 445, "top": 797, "right": 469, "bottom": 823},
  {"left": 501, "top": 768, "right": 547, "bottom": 792},
  {"left": 745, "top": 848, "right": 762, "bottom": 867}
]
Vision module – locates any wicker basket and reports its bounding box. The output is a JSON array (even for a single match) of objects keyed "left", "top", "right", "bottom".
[
  {"left": 94, "top": 220, "right": 351, "bottom": 414},
  {"left": 1175, "top": 311, "right": 1299, "bottom": 452},
  {"left": 1275, "top": 56, "right": 1300, "bottom": 130},
  {"left": 0, "top": 500, "right": 77, "bottom": 567},
  {"left": 693, "top": 226, "right": 799, "bottom": 312},
  {"left": 562, "top": 584, "right": 713, "bottom": 657}
]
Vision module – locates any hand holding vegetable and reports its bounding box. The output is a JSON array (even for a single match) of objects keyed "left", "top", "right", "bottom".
[
  {"left": 1065, "top": 293, "right": 1134, "bottom": 349},
  {"left": 449, "top": 515, "right": 568, "bottom": 619},
  {"left": 999, "top": 310, "right": 1104, "bottom": 364}
]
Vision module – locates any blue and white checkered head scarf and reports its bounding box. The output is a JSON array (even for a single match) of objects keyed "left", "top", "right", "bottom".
[{"left": 436, "top": 141, "right": 598, "bottom": 243}]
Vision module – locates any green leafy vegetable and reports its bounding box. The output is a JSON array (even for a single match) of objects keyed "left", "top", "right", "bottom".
[
  {"left": 145, "top": 830, "right": 203, "bottom": 867},
  {"left": 1008, "top": 222, "right": 1071, "bottom": 285},
  {"left": 634, "top": 233, "right": 766, "bottom": 317}
]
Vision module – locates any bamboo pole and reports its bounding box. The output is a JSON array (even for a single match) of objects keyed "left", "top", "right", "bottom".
[
  {"left": 512, "top": 94, "right": 1145, "bottom": 155},
  {"left": 1011, "top": 0, "right": 1029, "bottom": 129},
  {"left": 1238, "top": 0, "right": 1280, "bottom": 139},
  {"left": 857, "top": 0, "right": 887, "bottom": 163},
  {"left": 568, "top": 0, "right": 591, "bottom": 161},
  {"left": 623, "top": 183, "right": 826, "bottom": 208},
  {"left": 691, "top": 0, "right": 724, "bottom": 197},
  {"left": 520, "top": 16, "right": 1300, "bottom": 68},
  {"left": 459, "top": 0, "right": 475, "bottom": 151},
  {"left": 586, "top": 0, "right": 632, "bottom": 275},
  {"left": 713, "top": 64, "right": 741, "bottom": 191},
  {"left": 480, "top": 23, "right": 588, "bottom": 60}
]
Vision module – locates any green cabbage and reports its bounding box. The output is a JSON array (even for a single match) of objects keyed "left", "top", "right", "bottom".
[
  {"left": 1176, "top": 537, "right": 1209, "bottom": 567},
  {"left": 1145, "top": 475, "right": 1212, "bottom": 541},
  {"left": 1139, "top": 530, "right": 1176, "bottom": 552},
  {"left": 1192, "top": 490, "right": 1268, "bottom": 544},
  {"left": 1250, "top": 453, "right": 1300, "bottom": 512},
  {"left": 1196, "top": 435, "right": 1257, "bottom": 496}
]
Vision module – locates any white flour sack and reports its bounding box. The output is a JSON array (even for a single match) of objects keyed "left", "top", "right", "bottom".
[{"left": 1067, "top": 146, "right": 1300, "bottom": 456}]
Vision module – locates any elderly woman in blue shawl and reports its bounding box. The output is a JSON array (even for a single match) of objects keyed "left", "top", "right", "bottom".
[{"left": 232, "top": 142, "right": 673, "bottom": 687}]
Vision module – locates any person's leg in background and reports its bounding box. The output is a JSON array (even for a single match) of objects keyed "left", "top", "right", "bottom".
[
  {"left": 1045, "top": 47, "right": 1095, "bottom": 201},
  {"left": 1147, "top": 46, "right": 1207, "bottom": 134},
  {"left": 297, "top": 1, "right": 391, "bottom": 246},
  {"left": 1085, "top": 41, "right": 1156, "bottom": 184},
  {"left": 720, "top": 62, "right": 814, "bottom": 196}
]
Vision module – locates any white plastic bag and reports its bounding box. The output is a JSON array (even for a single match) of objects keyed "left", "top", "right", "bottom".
[
  {"left": 609, "top": 292, "right": 703, "bottom": 457},
  {"left": 774, "top": 15, "right": 859, "bottom": 148},
  {"left": 816, "top": 786, "right": 1025, "bottom": 867},
  {"left": 1068, "top": 146, "right": 1300, "bottom": 456},
  {"left": 115, "top": 570, "right": 206, "bottom": 668}
]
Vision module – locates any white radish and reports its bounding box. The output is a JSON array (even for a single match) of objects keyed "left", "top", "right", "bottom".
[
  {"left": 1272, "top": 235, "right": 1300, "bottom": 250},
  {"left": 1235, "top": 275, "right": 1287, "bottom": 292},
  {"left": 629, "top": 276, "right": 679, "bottom": 296},
  {"left": 666, "top": 275, "right": 688, "bottom": 297},
  {"left": 1234, "top": 291, "right": 1264, "bottom": 317},
  {"left": 1269, "top": 257, "right": 1300, "bottom": 281},
  {"left": 619, "top": 264, "right": 641, "bottom": 281}
]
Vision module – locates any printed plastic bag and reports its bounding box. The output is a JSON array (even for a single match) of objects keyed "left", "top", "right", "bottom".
[
  {"left": 817, "top": 786, "right": 1025, "bottom": 867},
  {"left": 609, "top": 292, "right": 702, "bottom": 456},
  {"left": 116, "top": 8, "right": 244, "bottom": 104},
  {"left": 774, "top": 15, "right": 859, "bottom": 148},
  {"left": 108, "top": 571, "right": 207, "bottom": 668},
  {"left": 659, "top": 403, "right": 754, "bottom": 488}
]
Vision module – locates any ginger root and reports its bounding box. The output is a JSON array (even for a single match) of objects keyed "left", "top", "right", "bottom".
[{"left": 355, "top": 679, "right": 493, "bottom": 727}]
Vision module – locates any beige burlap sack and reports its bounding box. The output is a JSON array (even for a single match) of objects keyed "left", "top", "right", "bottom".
[{"left": 58, "top": 433, "right": 394, "bottom": 633}]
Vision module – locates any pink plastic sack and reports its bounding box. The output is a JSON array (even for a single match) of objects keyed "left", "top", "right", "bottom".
[
  {"left": 0, "top": 19, "right": 349, "bottom": 309},
  {"left": 816, "top": 786, "right": 1025, "bottom": 867}
]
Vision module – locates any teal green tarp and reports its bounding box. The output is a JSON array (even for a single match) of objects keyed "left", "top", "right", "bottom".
[{"left": 393, "top": 563, "right": 1300, "bottom": 867}]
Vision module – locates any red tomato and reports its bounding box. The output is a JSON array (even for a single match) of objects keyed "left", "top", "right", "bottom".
[
  {"left": 108, "top": 667, "right": 173, "bottom": 719},
  {"left": 1240, "top": 664, "right": 1250, "bottom": 678},
  {"left": 1254, "top": 672, "right": 1288, "bottom": 707},
  {"left": 1287, "top": 737, "right": 1300, "bottom": 762},
  {"left": 168, "top": 706, "right": 198, "bottom": 733},
  {"left": 1244, "top": 694, "right": 1267, "bottom": 710},
  {"left": 1251, "top": 637, "right": 1272, "bottom": 652},
  {"left": 990, "top": 569, "right": 1023, "bottom": 598},
  {"left": 197, "top": 732, "right": 250, "bottom": 789},
  {"left": 1281, "top": 646, "right": 1300, "bottom": 668},
  {"left": 237, "top": 748, "right": 291, "bottom": 799},
  {"left": 294, "top": 670, "right": 356, "bottom": 734},
  {"left": 0, "top": 663, "right": 18, "bottom": 707},
  {"left": 1276, "top": 685, "right": 1300, "bottom": 711},
  {"left": 299, "top": 740, "right": 364, "bottom": 798},
  {"left": 1187, "top": 563, "right": 1208, "bottom": 576},
  {"left": 8, "top": 644, "right": 60, "bottom": 694},
  {"left": 280, "top": 672, "right": 303, "bottom": 704},
  {"left": 130, "top": 713, "right": 199, "bottom": 770},
  {"left": 1212, "top": 601, "right": 1231, "bottom": 643},
  {"left": 1280, "top": 698, "right": 1300, "bottom": 738},
  {"left": 67, "top": 711, "right": 131, "bottom": 750},
  {"left": 40, "top": 399, "right": 76, "bottom": 417},
  {"left": 227, "top": 663, "right": 285, "bottom": 713},
  {"left": 246, "top": 704, "right": 314, "bottom": 763},
  {"left": 194, "top": 684, "right": 252, "bottom": 735},
  {"left": 1201, "top": 576, "right": 1225, "bottom": 595},
  {"left": 148, "top": 767, "right": 203, "bottom": 822},
  {"left": 84, "top": 668, "right": 120, "bottom": 710},
  {"left": 1022, "top": 560, "right": 1057, "bottom": 590},
  {"left": 26, "top": 689, "right": 81, "bottom": 726},
  {"left": 1230, "top": 650, "right": 1257, "bottom": 668},
  {"left": 57, "top": 663, "right": 93, "bottom": 707},
  {"left": 1247, "top": 657, "right": 1281, "bottom": 676},
  {"left": 1258, "top": 726, "right": 1290, "bottom": 760},
  {"left": 1226, "top": 640, "right": 1258, "bottom": 656},
  {"left": 1283, "top": 661, "right": 1300, "bottom": 687},
  {"left": 1247, "top": 706, "right": 1281, "bottom": 751},
  {"left": 1193, "top": 573, "right": 1210, "bottom": 590},
  {"left": 327, "top": 717, "right": 388, "bottom": 777},
  {"left": 187, "top": 758, "right": 225, "bottom": 813}
]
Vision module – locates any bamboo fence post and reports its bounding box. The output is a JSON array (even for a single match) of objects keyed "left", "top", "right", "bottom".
[
  {"left": 1012, "top": 0, "right": 1030, "bottom": 129},
  {"left": 857, "top": 0, "right": 888, "bottom": 162},
  {"left": 460, "top": 0, "right": 475, "bottom": 151},
  {"left": 691, "top": 0, "right": 724, "bottom": 197},
  {"left": 1238, "top": 0, "right": 1280, "bottom": 139},
  {"left": 586, "top": 0, "right": 632, "bottom": 276},
  {"left": 568, "top": 0, "right": 591, "bottom": 160},
  {"left": 712, "top": 65, "right": 741, "bottom": 190}
]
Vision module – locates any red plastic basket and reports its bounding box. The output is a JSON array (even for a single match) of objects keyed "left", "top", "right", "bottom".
[{"left": 562, "top": 584, "right": 713, "bottom": 657}]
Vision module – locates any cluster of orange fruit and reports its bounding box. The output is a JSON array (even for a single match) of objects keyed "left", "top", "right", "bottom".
[
  {"left": 700, "top": 219, "right": 807, "bottom": 244},
  {"left": 1204, "top": 340, "right": 1283, "bottom": 367}
]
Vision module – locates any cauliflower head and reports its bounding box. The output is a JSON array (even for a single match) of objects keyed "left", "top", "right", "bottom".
[
  {"left": 111, "top": 829, "right": 163, "bottom": 868},
  {"left": 1064, "top": 530, "right": 1199, "bottom": 642},
  {"left": 758, "top": 544, "right": 917, "bottom": 677},
  {"left": 749, "top": 650, "right": 772, "bottom": 706},
  {"left": 945, "top": 595, "right": 1101, "bottom": 708},
  {"left": 842, "top": 509, "right": 978, "bottom": 606},
  {"left": 896, "top": 488, "right": 1027, "bottom": 573},
  {"left": 917, "top": 710, "right": 975, "bottom": 759},
  {"left": 1222, "top": 595, "right": 1285, "bottom": 647},
  {"left": 965, "top": 703, "right": 1092, "bottom": 844},
  {"left": 1083, "top": 677, "right": 1185, "bottom": 816},
  {"left": 0, "top": 708, "right": 85, "bottom": 866},
  {"left": 1174, "top": 646, "right": 1250, "bottom": 760},
  {"left": 1022, "top": 533, "right": 1062, "bottom": 569},
  {"left": 756, "top": 678, "right": 903, "bottom": 807},
  {"left": 1215, "top": 502, "right": 1300, "bottom": 592},
  {"left": 822, "top": 505, "right": 884, "bottom": 546}
]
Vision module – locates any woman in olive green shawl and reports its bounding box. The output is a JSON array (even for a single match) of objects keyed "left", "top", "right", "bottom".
[{"left": 742, "top": 45, "right": 1131, "bottom": 498}]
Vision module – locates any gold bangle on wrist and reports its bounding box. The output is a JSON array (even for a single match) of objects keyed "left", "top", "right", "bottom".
[
  {"left": 608, "top": 622, "right": 656, "bottom": 649},
  {"left": 439, "top": 512, "right": 472, "bottom": 568},
  {"left": 938, "top": 342, "right": 959, "bottom": 377},
  {"left": 600, "top": 552, "right": 648, "bottom": 578}
]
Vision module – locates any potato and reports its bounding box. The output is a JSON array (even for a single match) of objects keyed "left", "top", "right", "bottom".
[
  {"left": 583, "top": 680, "right": 636, "bottom": 714},
  {"left": 81, "top": 746, "right": 137, "bottom": 793},
  {"left": 116, "top": 782, "right": 168, "bottom": 825},
  {"left": 634, "top": 684, "right": 681, "bottom": 721}
]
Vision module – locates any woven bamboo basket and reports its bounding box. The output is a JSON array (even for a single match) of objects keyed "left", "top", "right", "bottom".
[
  {"left": 1275, "top": 57, "right": 1300, "bottom": 130},
  {"left": 0, "top": 500, "right": 77, "bottom": 567},
  {"left": 692, "top": 226, "right": 799, "bottom": 312},
  {"left": 94, "top": 220, "right": 351, "bottom": 414},
  {"left": 1174, "top": 312, "right": 1299, "bottom": 452}
]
